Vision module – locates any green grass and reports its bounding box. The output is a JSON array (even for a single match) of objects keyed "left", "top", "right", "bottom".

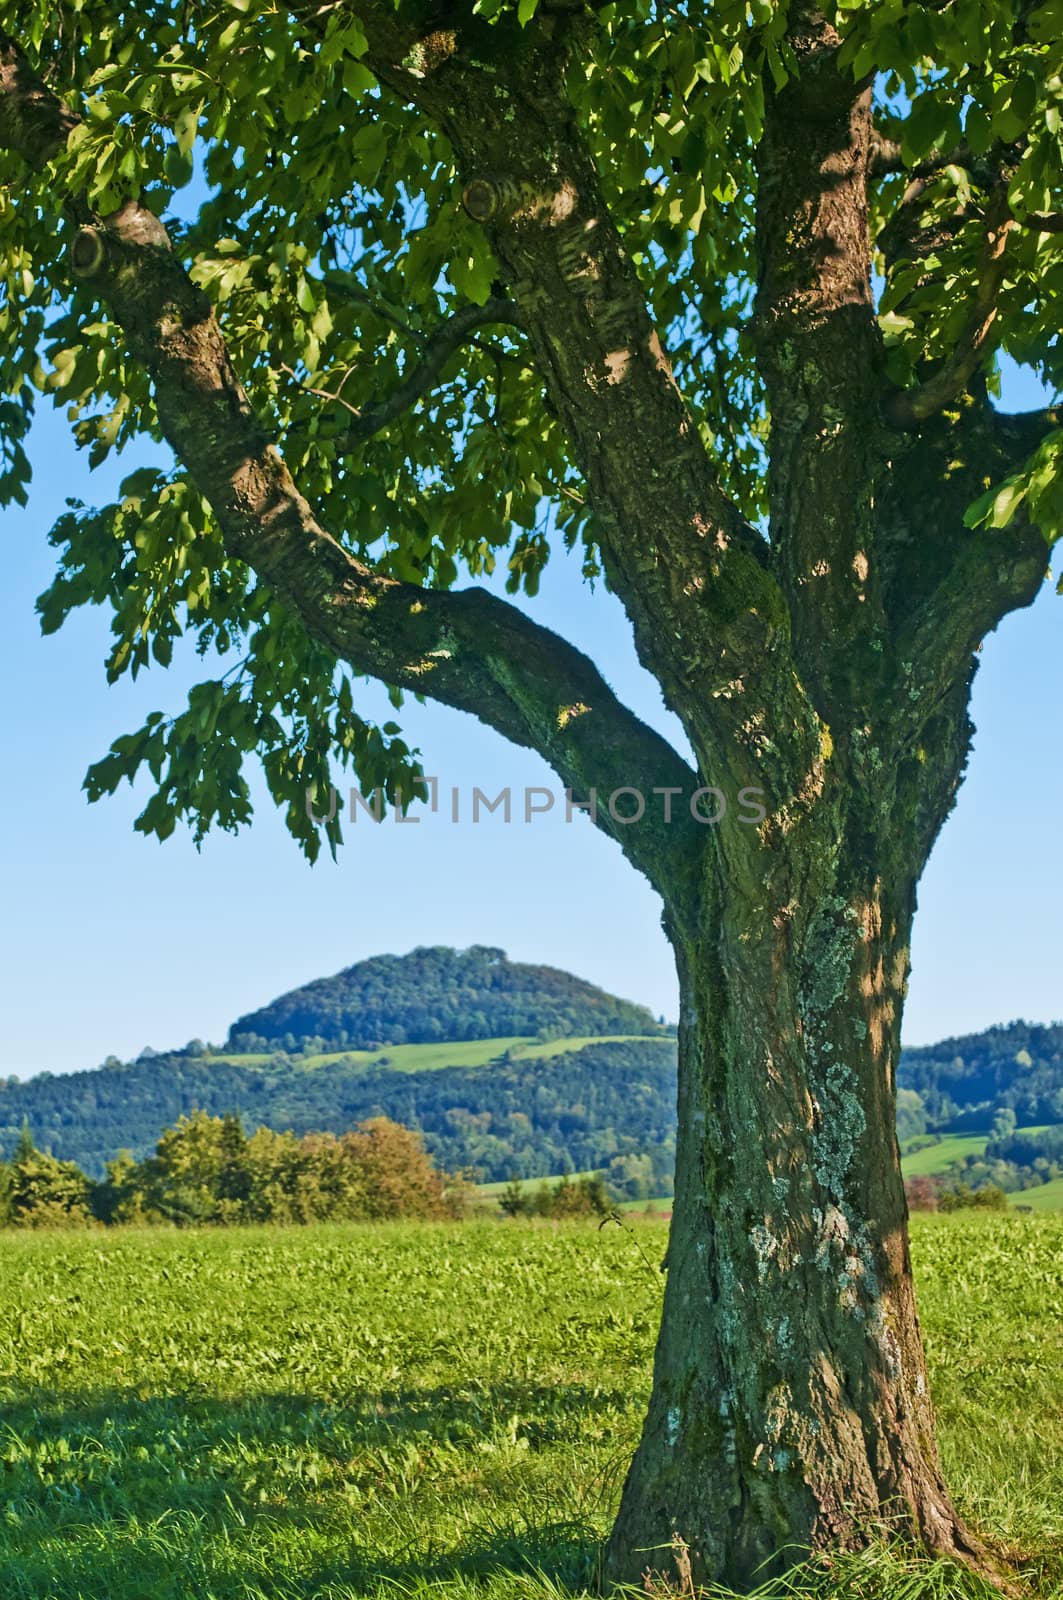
[
  {"left": 475, "top": 1170, "right": 603, "bottom": 1198},
  {"left": 900, "top": 1135, "right": 990, "bottom": 1177},
  {"left": 1011, "top": 1177, "right": 1063, "bottom": 1212},
  {"left": 0, "top": 1215, "right": 1060, "bottom": 1600},
  {"left": 471, "top": 1175, "right": 673, "bottom": 1215},
  {"left": 298, "top": 1037, "right": 538, "bottom": 1073},
  {"left": 899, "top": 1127, "right": 1063, "bottom": 1207},
  {"left": 207, "top": 1034, "right": 670, "bottom": 1075},
  {"left": 507, "top": 1036, "right": 673, "bottom": 1062}
]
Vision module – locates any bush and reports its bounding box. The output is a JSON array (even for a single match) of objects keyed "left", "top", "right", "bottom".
[
  {"left": 498, "top": 1173, "right": 612, "bottom": 1219},
  {"left": 938, "top": 1181, "right": 1009, "bottom": 1212},
  {"left": 2, "top": 1114, "right": 468, "bottom": 1230},
  {"left": 2, "top": 1128, "right": 97, "bottom": 1228},
  {"left": 904, "top": 1176, "right": 940, "bottom": 1212}
]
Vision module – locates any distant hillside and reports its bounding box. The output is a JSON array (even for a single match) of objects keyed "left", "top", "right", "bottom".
[
  {"left": 0, "top": 1037, "right": 678, "bottom": 1183},
  {"left": 898, "top": 1019, "right": 1063, "bottom": 1131},
  {"left": 2, "top": 938, "right": 1060, "bottom": 1187},
  {"left": 227, "top": 945, "right": 664, "bottom": 1052}
]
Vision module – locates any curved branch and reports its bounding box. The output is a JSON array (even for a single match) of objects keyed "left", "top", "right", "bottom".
[
  {"left": 886, "top": 195, "right": 1016, "bottom": 428},
  {"left": 988, "top": 401, "right": 1063, "bottom": 469},
  {"left": 0, "top": 32, "right": 704, "bottom": 909},
  {"left": 339, "top": 295, "right": 525, "bottom": 442}
]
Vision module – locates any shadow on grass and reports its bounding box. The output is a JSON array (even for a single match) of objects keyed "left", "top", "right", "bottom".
[{"left": 0, "top": 1381, "right": 615, "bottom": 1599}]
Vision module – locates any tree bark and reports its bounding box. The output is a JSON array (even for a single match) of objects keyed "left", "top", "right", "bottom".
[{"left": 605, "top": 739, "right": 1009, "bottom": 1591}]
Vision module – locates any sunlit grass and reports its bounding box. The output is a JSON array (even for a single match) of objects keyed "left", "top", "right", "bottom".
[{"left": 0, "top": 1214, "right": 1059, "bottom": 1599}]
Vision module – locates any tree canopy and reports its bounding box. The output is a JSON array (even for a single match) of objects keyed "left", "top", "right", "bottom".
[{"left": 1, "top": 0, "right": 1058, "bottom": 867}]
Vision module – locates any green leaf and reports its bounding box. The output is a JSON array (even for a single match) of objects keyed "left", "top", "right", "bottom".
[
  {"left": 963, "top": 477, "right": 1028, "bottom": 530},
  {"left": 164, "top": 145, "right": 194, "bottom": 188}
]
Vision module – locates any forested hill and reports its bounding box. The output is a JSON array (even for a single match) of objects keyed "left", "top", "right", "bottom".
[
  {"left": 898, "top": 1020, "right": 1063, "bottom": 1129},
  {"left": 227, "top": 945, "right": 664, "bottom": 1051},
  {"left": 0, "top": 1039, "right": 680, "bottom": 1185},
  {"left": 1, "top": 931, "right": 1059, "bottom": 1184}
]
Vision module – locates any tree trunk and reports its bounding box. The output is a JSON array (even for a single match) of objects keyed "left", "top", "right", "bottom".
[{"left": 605, "top": 762, "right": 1000, "bottom": 1592}]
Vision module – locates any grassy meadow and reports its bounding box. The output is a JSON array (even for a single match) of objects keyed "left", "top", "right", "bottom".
[
  {"left": 899, "top": 1136, "right": 996, "bottom": 1178},
  {"left": 208, "top": 1036, "right": 670, "bottom": 1075},
  {"left": 0, "top": 1213, "right": 1061, "bottom": 1600}
]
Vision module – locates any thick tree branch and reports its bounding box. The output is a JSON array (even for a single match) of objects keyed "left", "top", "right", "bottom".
[
  {"left": 752, "top": 8, "right": 890, "bottom": 725},
  {"left": 0, "top": 32, "right": 704, "bottom": 908},
  {"left": 0, "top": 37, "right": 77, "bottom": 165},
  {"left": 875, "top": 398, "right": 1049, "bottom": 731},
  {"left": 886, "top": 194, "right": 1015, "bottom": 427}
]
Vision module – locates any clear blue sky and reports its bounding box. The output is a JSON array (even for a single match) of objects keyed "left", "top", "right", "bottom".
[{"left": 1, "top": 359, "right": 1060, "bottom": 1076}]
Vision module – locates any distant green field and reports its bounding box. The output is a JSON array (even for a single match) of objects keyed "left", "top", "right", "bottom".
[
  {"left": 900, "top": 1134, "right": 990, "bottom": 1176},
  {"left": 1012, "top": 1177, "right": 1063, "bottom": 1212},
  {"left": 899, "top": 1126, "right": 1063, "bottom": 1206},
  {"left": 251, "top": 1035, "right": 675, "bottom": 1075},
  {"left": 474, "top": 1173, "right": 672, "bottom": 1214},
  {"left": 298, "top": 1036, "right": 537, "bottom": 1073},
  {"left": 475, "top": 1167, "right": 602, "bottom": 1197},
  {"left": 206, "top": 1034, "right": 668, "bottom": 1077},
  {"left": 509, "top": 1034, "right": 672, "bottom": 1061},
  {"left": 0, "top": 1214, "right": 1059, "bottom": 1600}
]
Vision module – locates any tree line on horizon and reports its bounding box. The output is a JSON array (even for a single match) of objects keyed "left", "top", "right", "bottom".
[
  {"left": 3, "top": 1019, "right": 1062, "bottom": 1199},
  {"left": 0, "top": 1112, "right": 469, "bottom": 1230},
  {"left": 0, "top": 1110, "right": 642, "bottom": 1230},
  {"left": 0, "top": 1039, "right": 681, "bottom": 1187}
]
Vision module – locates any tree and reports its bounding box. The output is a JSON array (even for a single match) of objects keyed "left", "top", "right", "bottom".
[
  {"left": 991, "top": 1104, "right": 1018, "bottom": 1139},
  {"left": 0, "top": 0, "right": 1059, "bottom": 1588},
  {"left": 6, "top": 1128, "right": 96, "bottom": 1228}
]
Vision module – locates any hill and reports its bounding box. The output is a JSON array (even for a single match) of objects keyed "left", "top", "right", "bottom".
[
  {"left": 0, "top": 1036, "right": 679, "bottom": 1186},
  {"left": 898, "top": 1019, "right": 1063, "bottom": 1130},
  {"left": 226, "top": 944, "right": 664, "bottom": 1052},
  {"left": 2, "top": 940, "right": 1061, "bottom": 1191}
]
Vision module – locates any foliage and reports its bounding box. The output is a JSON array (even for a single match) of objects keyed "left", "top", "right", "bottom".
[
  {"left": 0, "top": 1113, "right": 467, "bottom": 1229},
  {"left": 987, "top": 1124, "right": 1063, "bottom": 1167},
  {"left": 938, "top": 1182, "right": 1009, "bottom": 1213},
  {"left": 0, "top": 1214, "right": 1059, "bottom": 1597},
  {"left": 0, "top": 1122, "right": 96, "bottom": 1229},
  {"left": 895, "top": 1086, "right": 928, "bottom": 1143},
  {"left": 904, "top": 1176, "right": 941, "bottom": 1213},
  {"left": 496, "top": 1173, "right": 611, "bottom": 1219},
  {"left": 898, "top": 1021, "right": 1063, "bottom": 1129},
  {"left": 6, "top": 1008, "right": 1063, "bottom": 1190},
  {"left": 0, "top": 1035, "right": 680, "bottom": 1184},
  {"left": 227, "top": 945, "right": 664, "bottom": 1052},
  {"left": 0, "top": 0, "right": 1057, "bottom": 850}
]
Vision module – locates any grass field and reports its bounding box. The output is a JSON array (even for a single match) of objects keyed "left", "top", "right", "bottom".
[
  {"left": 900, "top": 1135, "right": 992, "bottom": 1177},
  {"left": 1012, "top": 1177, "right": 1063, "bottom": 1212},
  {"left": 0, "top": 1214, "right": 1060, "bottom": 1600},
  {"left": 475, "top": 1169, "right": 604, "bottom": 1198},
  {"left": 300, "top": 1038, "right": 538, "bottom": 1073},
  {"left": 507, "top": 1036, "right": 674, "bottom": 1062},
  {"left": 206, "top": 1035, "right": 670, "bottom": 1075}
]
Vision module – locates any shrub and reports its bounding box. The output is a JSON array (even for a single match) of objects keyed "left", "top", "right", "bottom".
[
  {"left": 938, "top": 1181, "right": 1009, "bottom": 1212},
  {"left": 498, "top": 1173, "right": 612, "bottom": 1219},
  {"left": 904, "top": 1176, "right": 940, "bottom": 1212}
]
